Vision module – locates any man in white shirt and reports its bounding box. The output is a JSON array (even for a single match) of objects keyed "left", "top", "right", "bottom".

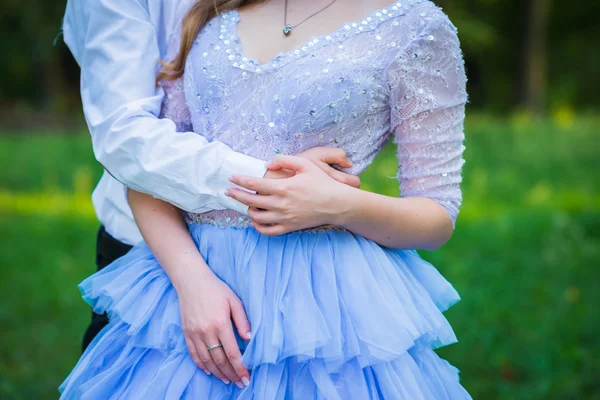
[{"left": 63, "top": 0, "right": 357, "bottom": 351}]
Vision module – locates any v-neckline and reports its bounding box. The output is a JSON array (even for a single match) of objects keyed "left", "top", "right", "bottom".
[{"left": 218, "top": 0, "right": 427, "bottom": 73}]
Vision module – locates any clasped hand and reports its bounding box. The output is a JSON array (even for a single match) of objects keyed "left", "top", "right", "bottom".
[{"left": 226, "top": 148, "right": 359, "bottom": 235}]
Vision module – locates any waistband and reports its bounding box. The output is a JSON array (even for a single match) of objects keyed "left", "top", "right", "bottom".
[{"left": 183, "top": 210, "right": 345, "bottom": 233}]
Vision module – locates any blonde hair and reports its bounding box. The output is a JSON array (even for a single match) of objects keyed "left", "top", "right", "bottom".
[{"left": 157, "top": 0, "right": 263, "bottom": 84}]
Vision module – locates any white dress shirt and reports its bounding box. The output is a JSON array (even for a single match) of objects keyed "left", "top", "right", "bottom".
[{"left": 62, "top": 0, "right": 267, "bottom": 245}]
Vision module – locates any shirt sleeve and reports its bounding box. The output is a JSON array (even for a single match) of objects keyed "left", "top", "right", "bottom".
[
  {"left": 387, "top": 12, "right": 467, "bottom": 226},
  {"left": 62, "top": 0, "right": 267, "bottom": 214}
]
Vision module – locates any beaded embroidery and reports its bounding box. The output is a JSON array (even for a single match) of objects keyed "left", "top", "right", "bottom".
[{"left": 160, "top": 1, "right": 467, "bottom": 229}]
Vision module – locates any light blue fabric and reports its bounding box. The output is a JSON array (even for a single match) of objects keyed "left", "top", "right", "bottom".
[{"left": 60, "top": 225, "right": 470, "bottom": 399}]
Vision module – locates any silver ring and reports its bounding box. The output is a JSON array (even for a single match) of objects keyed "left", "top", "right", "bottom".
[{"left": 207, "top": 343, "right": 223, "bottom": 351}]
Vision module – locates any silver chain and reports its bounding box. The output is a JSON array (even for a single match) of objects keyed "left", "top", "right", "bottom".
[{"left": 283, "top": 0, "right": 337, "bottom": 36}]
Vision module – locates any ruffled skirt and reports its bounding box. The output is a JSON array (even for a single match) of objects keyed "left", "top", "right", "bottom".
[{"left": 60, "top": 225, "right": 471, "bottom": 399}]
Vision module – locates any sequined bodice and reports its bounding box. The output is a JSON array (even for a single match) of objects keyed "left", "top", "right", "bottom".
[{"left": 161, "top": 0, "right": 467, "bottom": 228}]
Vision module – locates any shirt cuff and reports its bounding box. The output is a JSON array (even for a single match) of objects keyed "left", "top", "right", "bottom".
[{"left": 216, "top": 152, "right": 268, "bottom": 214}]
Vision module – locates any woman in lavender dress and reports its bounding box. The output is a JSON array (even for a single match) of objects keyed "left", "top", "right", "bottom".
[{"left": 61, "top": 0, "right": 470, "bottom": 398}]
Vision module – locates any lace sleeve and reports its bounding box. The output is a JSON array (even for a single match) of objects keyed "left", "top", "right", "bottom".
[
  {"left": 387, "top": 13, "right": 467, "bottom": 226},
  {"left": 159, "top": 76, "right": 193, "bottom": 132},
  {"left": 158, "top": 18, "right": 192, "bottom": 133}
]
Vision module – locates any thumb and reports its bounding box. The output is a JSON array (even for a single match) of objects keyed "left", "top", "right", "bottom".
[
  {"left": 268, "top": 155, "right": 311, "bottom": 174},
  {"left": 320, "top": 148, "right": 353, "bottom": 169},
  {"left": 230, "top": 298, "right": 252, "bottom": 341},
  {"left": 317, "top": 164, "right": 361, "bottom": 188}
]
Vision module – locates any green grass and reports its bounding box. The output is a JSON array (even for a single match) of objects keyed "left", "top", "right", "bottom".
[{"left": 0, "top": 115, "right": 599, "bottom": 399}]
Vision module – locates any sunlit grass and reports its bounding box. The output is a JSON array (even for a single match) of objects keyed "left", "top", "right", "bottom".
[{"left": 0, "top": 114, "right": 598, "bottom": 399}]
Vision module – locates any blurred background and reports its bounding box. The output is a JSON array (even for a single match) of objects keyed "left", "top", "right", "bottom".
[{"left": 1, "top": 0, "right": 599, "bottom": 399}]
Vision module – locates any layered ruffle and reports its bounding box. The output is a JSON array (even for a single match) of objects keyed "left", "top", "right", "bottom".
[{"left": 60, "top": 225, "right": 470, "bottom": 399}]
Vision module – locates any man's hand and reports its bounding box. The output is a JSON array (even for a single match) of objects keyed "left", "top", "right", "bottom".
[{"left": 263, "top": 147, "right": 360, "bottom": 188}]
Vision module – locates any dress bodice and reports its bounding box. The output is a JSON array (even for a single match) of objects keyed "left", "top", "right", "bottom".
[{"left": 161, "top": 0, "right": 467, "bottom": 226}]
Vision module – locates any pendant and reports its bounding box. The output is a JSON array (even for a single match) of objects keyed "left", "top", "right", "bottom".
[{"left": 283, "top": 24, "right": 292, "bottom": 36}]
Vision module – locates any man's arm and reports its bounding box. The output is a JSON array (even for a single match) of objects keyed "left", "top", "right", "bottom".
[{"left": 62, "top": 0, "right": 266, "bottom": 214}]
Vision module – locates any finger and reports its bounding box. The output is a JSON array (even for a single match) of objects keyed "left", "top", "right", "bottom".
[
  {"left": 344, "top": 174, "right": 361, "bottom": 188},
  {"left": 317, "top": 165, "right": 361, "bottom": 188},
  {"left": 205, "top": 336, "right": 242, "bottom": 386},
  {"left": 267, "top": 155, "right": 312, "bottom": 174},
  {"left": 225, "top": 188, "right": 275, "bottom": 210},
  {"left": 318, "top": 148, "right": 353, "bottom": 169},
  {"left": 229, "top": 175, "right": 281, "bottom": 195},
  {"left": 229, "top": 298, "right": 252, "bottom": 341},
  {"left": 195, "top": 337, "right": 230, "bottom": 384},
  {"left": 219, "top": 323, "right": 250, "bottom": 387},
  {"left": 251, "top": 221, "right": 290, "bottom": 236},
  {"left": 184, "top": 335, "right": 210, "bottom": 375},
  {"left": 248, "top": 208, "right": 281, "bottom": 225}
]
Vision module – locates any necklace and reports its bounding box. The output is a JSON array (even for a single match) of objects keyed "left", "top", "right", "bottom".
[{"left": 283, "top": 0, "right": 337, "bottom": 36}]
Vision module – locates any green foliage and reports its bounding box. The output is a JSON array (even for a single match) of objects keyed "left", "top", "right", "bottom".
[
  {"left": 2, "top": 1, "right": 600, "bottom": 114},
  {"left": 0, "top": 115, "right": 599, "bottom": 399}
]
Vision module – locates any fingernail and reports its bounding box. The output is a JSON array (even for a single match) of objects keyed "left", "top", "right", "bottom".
[
  {"left": 242, "top": 377, "right": 250, "bottom": 387},
  {"left": 235, "top": 381, "right": 244, "bottom": 389},
  {"left": 204, "top": 370, "right": 211, "bottom": 375},
  {"left": 224, "top": 189, "right": 231, "bottom": 196},
  {"left": 221, "top": 378, "right": 230, "bottom": 385},
  {"left": 246, "top": 331, "right": 252, "bottom": 339}
]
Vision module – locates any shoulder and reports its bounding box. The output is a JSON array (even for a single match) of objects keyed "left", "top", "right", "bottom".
[{"left": 396, "top": 1, "right": 459, "bottom": 42}]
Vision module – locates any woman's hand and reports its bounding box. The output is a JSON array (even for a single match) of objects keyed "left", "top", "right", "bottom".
[
  {"left": 174, "top": 265, "right": 252, "bottom": 388},
  {"left": 227, "top": 155, "right": 354, "bottom": 235}
]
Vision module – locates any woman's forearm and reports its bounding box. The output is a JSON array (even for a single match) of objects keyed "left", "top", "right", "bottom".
[
  {"left": 334, "top": 186, "right": 454, "bottom": 251},
  {"left": 127, "top": 189, "right": 214, "bottom": 291},
  {"left": 127, "top": 189, "right": 253, "bottom": 384}
]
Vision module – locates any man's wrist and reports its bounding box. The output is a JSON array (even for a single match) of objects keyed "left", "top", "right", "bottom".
[{"left": 217, "top": 152, "right": 268, "bottom": 214}]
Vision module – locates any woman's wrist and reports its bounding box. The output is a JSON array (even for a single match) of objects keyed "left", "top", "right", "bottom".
[
  {"left": 327, "top": 184, "right": 359, "bottom": 227},
  {"left": 167, "top": 255, "right": 215, "bottom": 293}
]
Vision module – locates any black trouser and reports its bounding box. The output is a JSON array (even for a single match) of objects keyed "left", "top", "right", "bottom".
[{"left": 81, "top": 226, "right": 133, "bottom": 353}]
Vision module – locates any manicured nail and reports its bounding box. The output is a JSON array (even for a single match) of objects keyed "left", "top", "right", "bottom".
[
  {"left": 221, "top": 378, "right": 230, "bottom": 385},
  {"left": 224, "top": 189, "right": 231, "bottom": 196},
  {"left": 242, "top": 377, "right": 250, "bottom": 386},
  {"left": 204, "top": 370, "right": 211, "bottom": 375},
  {"left": 229, "top": 176, "right": 235, "bottom": 183},
  {"left": 235, "top": 381, "right": 244, "bottom": 389},
  {"left": 246, "top": 331, "right": 252, "bottom": 339}
]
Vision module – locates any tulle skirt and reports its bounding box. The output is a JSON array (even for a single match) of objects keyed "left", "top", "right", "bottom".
[{"left": 60, "top": 224, "right": 471, "bottom": 399}]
